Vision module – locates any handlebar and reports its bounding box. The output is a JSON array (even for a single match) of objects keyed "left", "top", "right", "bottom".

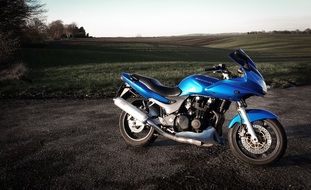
[
  {"left": 205, "top": 64, "right": 232, "bottom": 79},
  {"left": 204, "top": 67, "right": 217, "bottom": 71},
  {"left": 204, "top": 64, "right": 226, "bottom": 72}
]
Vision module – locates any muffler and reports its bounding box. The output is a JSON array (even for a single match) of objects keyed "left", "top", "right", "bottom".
[
  {"left": 113, "top": 97, "right": 216, "bottom": 147},
  {"left": 113, "top": 97, "right": 148, "bottom": 123}
]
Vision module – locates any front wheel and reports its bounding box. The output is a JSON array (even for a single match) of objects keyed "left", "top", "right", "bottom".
[{"left": 228, "top": 119, "right": 287, "bottom": 165}]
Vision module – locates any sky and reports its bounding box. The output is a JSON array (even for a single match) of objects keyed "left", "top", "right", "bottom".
[{"left": 43, "top": 0, "right": 311, "bottom": 37}]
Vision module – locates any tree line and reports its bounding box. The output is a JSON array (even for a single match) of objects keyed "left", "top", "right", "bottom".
[
  {"left": 247, "top": 28, "right": 311, "bottom": 35},
  {"left": 26, "top": 19, "right": 90, "bottom": 42}
]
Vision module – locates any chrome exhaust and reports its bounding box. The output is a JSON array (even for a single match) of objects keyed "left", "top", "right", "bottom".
[
  {"left": 113, "top": 97, "right": 215, "bottom": 147},
  {"left": 113, "top": 97, "right": 148, "bottom": 123},
  {"left": 146, "top": 119, "right": 211, "bottom": 147},
  {"left": 175, "top": 127, "right": 223, "bottom": 145}
]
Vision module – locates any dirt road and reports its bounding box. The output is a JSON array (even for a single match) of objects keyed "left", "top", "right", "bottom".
[{"left": 1, "top": 86, "right": 311, "bottom": 189}]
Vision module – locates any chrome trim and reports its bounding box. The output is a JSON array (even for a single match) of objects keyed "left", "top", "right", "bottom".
[
  {"left": 120, "top": 88, "right": 130, "bottom": 97},
  {"left": 237, "top": 102, "right": 258, "bottom": 142}
]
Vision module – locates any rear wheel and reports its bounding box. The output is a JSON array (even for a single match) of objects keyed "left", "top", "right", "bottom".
[
  {"left": 228, "top": 119, "right": 287, "bottom": 165},
  {"left": 119, "top": 99, "right": 157, "bottom": 147}
]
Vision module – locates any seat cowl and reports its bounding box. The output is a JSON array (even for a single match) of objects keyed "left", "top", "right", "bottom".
[{"left": 132, "top": 74, "right": 181, "bottom": 97}]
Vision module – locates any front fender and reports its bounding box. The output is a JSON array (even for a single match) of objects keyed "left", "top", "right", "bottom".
[{"left": 228, "top": 109, "right": 278, "bottom": 128}]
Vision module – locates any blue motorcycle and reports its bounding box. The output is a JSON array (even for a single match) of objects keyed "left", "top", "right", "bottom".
[{"left": 113, "top": 49, "right": 287, "bottom": 165}]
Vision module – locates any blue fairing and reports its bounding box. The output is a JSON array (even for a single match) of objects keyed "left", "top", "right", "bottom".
[
  {"left": 121, "top": 72, "right": 170, "bottom": 103},
  {"left": 179, "top": 71, "right": 266, "bottom": 101},
  {"left": 228, "top": 109, "right": 278, "bottom": 128},
  {"left": 179, "top": 49, "right": 267, "bottom": 101},
  {"left": 179, "top": 68, "right": 267, "bottom": 101}
]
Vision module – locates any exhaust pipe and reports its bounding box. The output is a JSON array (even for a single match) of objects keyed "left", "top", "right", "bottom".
[
  {"left": 146, "top": 119, "right": 211, "bottom": 147},
  {"left": 113, "top": 97, "right": 148, "bottom": 123},
  {"left": 113, "top": 97, "right": 214, "bottom": 147}
]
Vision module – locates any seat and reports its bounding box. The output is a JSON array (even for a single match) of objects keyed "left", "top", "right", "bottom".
[{"left": 131, "top": 74, "right": 181, "bottom": 97}]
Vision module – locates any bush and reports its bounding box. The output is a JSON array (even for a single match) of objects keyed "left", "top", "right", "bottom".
[
  {"left": 0, "top": 34, "right": 20, "bottom": 69},
  {"left": 0, "top": 34, "right": 27, "bottom": 80},
  {"left": 0, "top": 62, "right": 27, "bottom": 80}
]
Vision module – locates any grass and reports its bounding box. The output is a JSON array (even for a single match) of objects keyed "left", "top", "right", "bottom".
[{"left": 1, "top": 34, "right": 311, "bottom": 98}]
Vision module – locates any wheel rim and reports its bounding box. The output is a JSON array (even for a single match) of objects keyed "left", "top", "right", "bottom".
[
  {"left": 235, "top": 120, "right": 280, "bottom": 160},
  {"left": 127, "top": 115, "right": 145, "bottom": 133}
]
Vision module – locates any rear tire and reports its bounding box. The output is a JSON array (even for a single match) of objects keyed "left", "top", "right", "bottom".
[
  {"left": 228, "top": 119, "right": 287, "bottom": 165},
  {"left": 119, "top": 99, "right": 157, "bottom": 147}
]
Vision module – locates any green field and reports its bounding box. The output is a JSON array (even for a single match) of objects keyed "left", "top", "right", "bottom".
[{"left": 1, "top": 34, "right": 311, "bottom": 98}]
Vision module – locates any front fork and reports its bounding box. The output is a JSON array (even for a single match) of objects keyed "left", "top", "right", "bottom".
[{"left": 236, "top": 101, "right": 258, "bottom": 142}]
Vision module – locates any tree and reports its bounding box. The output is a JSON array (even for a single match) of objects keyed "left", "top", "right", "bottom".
[
  {"left": 65, "top": 23, "right": 78, "bottom": 38},
  {"left": 63, "top": 23, "right": 88, "bottom": 38},
  {"left": 48, "top": 20, "right": 64, "bottom": 40},
  {"left": 24, "top": 18, "right": 48, "bottom": 42},
  {"left": 304, "top": 28, "right": 311, "bottom": 34},
  {"left": 0, "top": 0, "right": 45, "bottom": 69},
  {"left": 76, "top": 27, "right": 86, "bottom": 38},
  {"left": 0, "top": 0, "right": 45, "bottom": 38}
]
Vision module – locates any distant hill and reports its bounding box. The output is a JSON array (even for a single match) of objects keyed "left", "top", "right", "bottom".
[{"left": 65, "top": 33, "right": 311, "bottom": 54}]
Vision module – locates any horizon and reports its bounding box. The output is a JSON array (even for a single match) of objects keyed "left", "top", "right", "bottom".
[
  {"left": 43, "top": 0, "right": 311, "bottom": 37},
  {"left": 95, "top": 30, "right": 311, "bottom": 37}
]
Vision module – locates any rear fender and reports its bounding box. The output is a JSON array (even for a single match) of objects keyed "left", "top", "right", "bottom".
[{"left": 228, "top": 109, "right": 278, "bottom": 128}]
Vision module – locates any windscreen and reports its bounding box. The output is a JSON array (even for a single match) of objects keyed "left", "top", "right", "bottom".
[{"left": 229, "top": 49, "right": 263, "bottom": 78}]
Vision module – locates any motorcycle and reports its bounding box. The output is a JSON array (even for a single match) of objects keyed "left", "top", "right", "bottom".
[{"left": 113, "top": 49, "right": 287, "bottom": 165}]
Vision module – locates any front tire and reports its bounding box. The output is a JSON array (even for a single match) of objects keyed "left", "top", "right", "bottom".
[
  {"left": 119, "top": 99, "right": 157, "bottom": 147},
  {"left": 228, "top": 119, "right": 287, "bottom": 165}
]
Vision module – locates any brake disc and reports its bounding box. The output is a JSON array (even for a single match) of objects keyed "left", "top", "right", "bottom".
[{"left": 240, "top": 124, "right": 272, "bottom": 154}]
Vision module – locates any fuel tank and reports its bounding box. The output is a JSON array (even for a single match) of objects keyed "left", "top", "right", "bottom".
[{"left": 178, "top": 74, "right": 219, "bottom": 96}]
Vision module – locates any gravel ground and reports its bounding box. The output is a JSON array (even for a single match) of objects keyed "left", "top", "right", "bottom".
[{"left": 0, "top": 86, "right": 311, "bottom": 189}]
